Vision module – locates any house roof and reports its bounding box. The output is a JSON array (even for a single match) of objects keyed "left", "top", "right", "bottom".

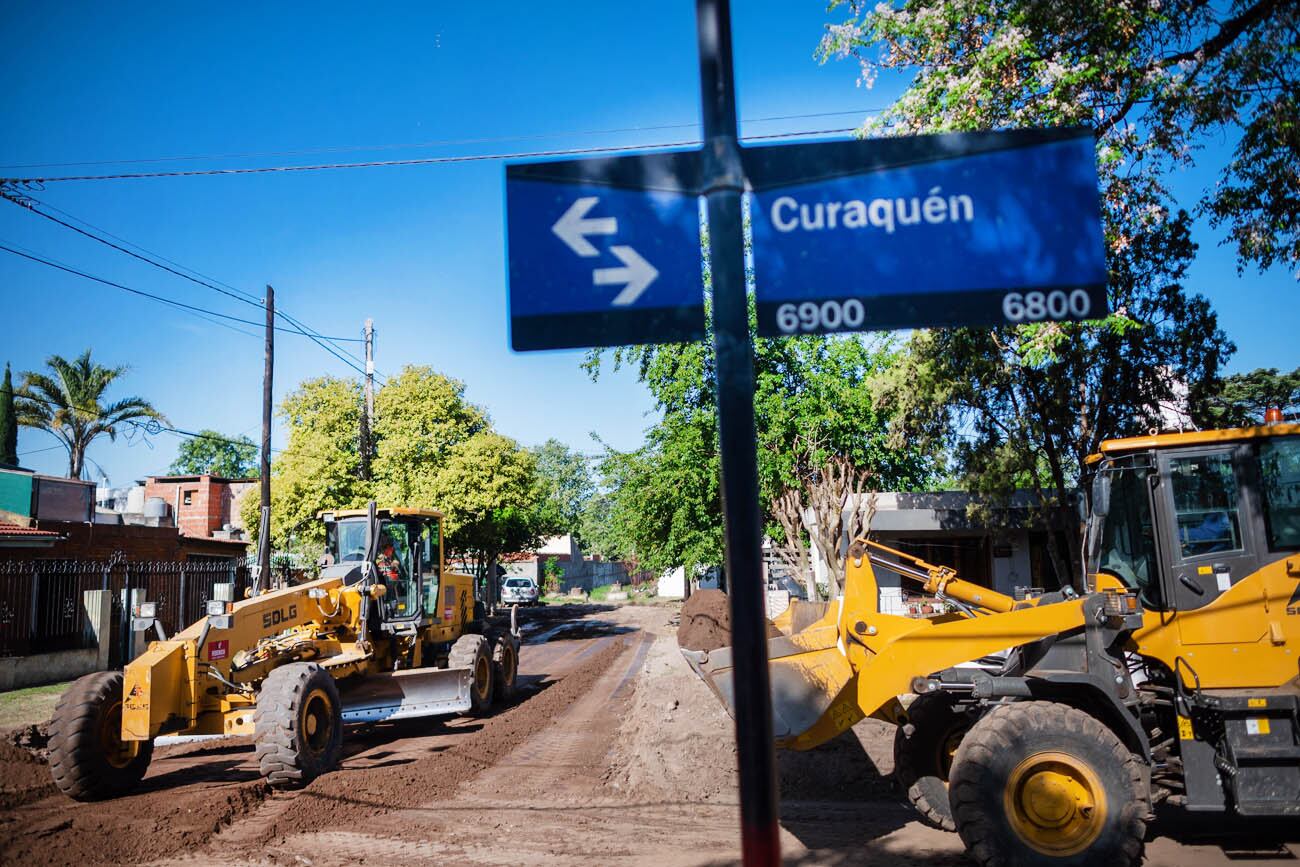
[{"left": 0, "top": 522, "right": 62, "bottom": 546}]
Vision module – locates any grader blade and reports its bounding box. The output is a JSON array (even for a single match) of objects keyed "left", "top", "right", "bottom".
[
  {"left": 338, "top": 667, "right": 472, "bottom": 723},
  {"left": 680, "top": 621, "right": 856, "bottom": 745}
]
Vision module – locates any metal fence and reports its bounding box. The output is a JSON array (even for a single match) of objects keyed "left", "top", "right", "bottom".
[{"left": 0, "top": 557, "right": 250, "bottom": 660}]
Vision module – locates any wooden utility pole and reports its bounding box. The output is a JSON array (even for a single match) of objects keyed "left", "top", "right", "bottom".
[
  {"left": 259, "top": 285, "right": 274, "bottom": 590},
  {"left": 360, "top": 318, "right": 375, "bottom": 480}
]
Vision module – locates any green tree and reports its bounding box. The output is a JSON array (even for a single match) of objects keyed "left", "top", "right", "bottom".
[
  {"left": 15, "top": 350, "right": 165, "bottom": 479},
  {"left": 820, "top": 0, "right": 1299, "bottom": 276},
  {"left": 1195, "top": 366, "right": 1300, "bottom": 426},
  {"left": 371, "top": 366, "right": 486, "bottom": 507},
  {"left": 249, "top": 366, "right": 545, "bottom": 576},
  {"left": 817, "top": 0, "right": 1253, "bottom": 580},
  {"left": 530, "top": 439, "right": 595, "bottom": 542},
  {"left": 586, "top": 329, "right": 934, "bottom": 576},
  {"left": 168, "top": 429, "right": 258, "bottom": 478},
  {"left": 243, "top": 376, "right": 368, "bottom": 548},
  {"left": 433, "top": 431, "right": 543, "bottom": 580},
  {"left": 0, "top": 363, "right": 17, "bottom": 467}
]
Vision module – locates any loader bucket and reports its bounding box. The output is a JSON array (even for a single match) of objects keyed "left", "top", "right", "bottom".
[
  {"left": 338, "top": 666, "right": 472, "bottom": 724},
  {"left": 680, "top": 619, "right": 858, "bottom": 749}
]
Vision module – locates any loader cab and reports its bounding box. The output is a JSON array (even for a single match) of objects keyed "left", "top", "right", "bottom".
[{"left": 1087, "top": 427, "right": 1300, "bottom": 613}]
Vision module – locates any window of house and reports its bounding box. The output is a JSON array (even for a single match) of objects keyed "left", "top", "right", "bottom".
[{"left": 182, "top": 490, "right": 194, "bottom": 506}]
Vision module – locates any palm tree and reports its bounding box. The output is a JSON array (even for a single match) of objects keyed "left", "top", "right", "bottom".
[{"left": 15, "top": 350, "right": 166, "bottom": 479}]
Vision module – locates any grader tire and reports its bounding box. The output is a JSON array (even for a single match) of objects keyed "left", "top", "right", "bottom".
[
  {"left": 449, "top": 634, "right": 493, "bottom": 716},
  {"left": 894, "top": 692, "right": 969, "bottom": 832},
  {"left": 949, "top": 701, "right": 1147, "bottom": 867},
  {"left": 254, "top": 662, "right": 343, "bottom": 789},
  {"left": 48, "top": 671, "right": 153, "bottom": 801},
  {"left": 491, "top": 633, "right": 519, "bottom": 704}
]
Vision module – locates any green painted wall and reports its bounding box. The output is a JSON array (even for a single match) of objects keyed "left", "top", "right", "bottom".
[{"left": 0, "top": 468, "right": 34, "bottom": 518}]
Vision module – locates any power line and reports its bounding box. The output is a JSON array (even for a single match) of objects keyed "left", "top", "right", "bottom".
[
  {"left": 14, "top": 388, "right": 279, "bottom": 452},
  {"left": 0, "top": 189, "right": 380, "bottom": 381},
  {"left": 0, "top": 107, "right": 889, "bottom": 172},
  {"left": 0, "top": 128, "right": 860, "bottom": 185},
  {"left": 0, "top": 190, "right": 364, "bottom": 343},
  {"left": 0, "top": 240, "right": 358, "bottom": 344}
]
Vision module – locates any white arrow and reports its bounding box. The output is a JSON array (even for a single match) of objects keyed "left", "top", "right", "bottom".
[
  {"left": 552, "top": 197, "right": 617, "bottom": 257},
  {"left": 594, "top": 245, "right": 659, "bottom": 306}
]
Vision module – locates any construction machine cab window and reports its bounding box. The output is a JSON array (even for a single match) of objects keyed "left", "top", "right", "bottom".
[
  {"left": 420, "top": 520, "right": 442, "bottom": 616},
  {"left": 330, "top": 520, "right": 369, "bottom": 563},
  {"left": 1258, "top": 435, "right": 1300, "bottom": 549},
  {"left": 1093, "top": 464, "right": 1161, "bottom": 606},
  {"left": 1170, "top": 452, "right": 1244, "bottom": 557},
  {"left": 376, "top": 521, "right": 417, "bottom": 620}
]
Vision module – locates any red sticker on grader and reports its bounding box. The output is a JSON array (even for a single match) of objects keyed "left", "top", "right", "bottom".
[{"left": 208, "top": 639, "right": 229, "bottom": 661}]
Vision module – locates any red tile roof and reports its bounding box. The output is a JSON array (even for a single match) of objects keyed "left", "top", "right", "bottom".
[{"left": 0, "top": 522, "right": 62, "bottom": 539}]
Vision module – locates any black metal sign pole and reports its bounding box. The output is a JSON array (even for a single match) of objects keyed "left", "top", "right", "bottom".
[{"left": 696, "top": 1, "right": 780, "bottom": 864}]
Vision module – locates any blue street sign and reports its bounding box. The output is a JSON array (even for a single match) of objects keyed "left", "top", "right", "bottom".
[
  {"left": 505, "top": 150, "right": 705, "bottom": 351},
  {"left": 743, "top": 127, "right": 1108, "bottom": 337}
]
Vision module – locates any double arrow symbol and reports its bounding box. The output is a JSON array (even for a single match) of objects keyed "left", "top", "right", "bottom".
[{"left": 552, "top": 197, "right": 658, "bottom": 307}]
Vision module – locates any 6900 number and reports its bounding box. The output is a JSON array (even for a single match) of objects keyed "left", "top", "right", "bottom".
[
  {"left": 775, "top": 299, "right": 866, "bottom": 334},
  {"left": 1002, "top": 289, "right": 1091, "bottom": 322}
]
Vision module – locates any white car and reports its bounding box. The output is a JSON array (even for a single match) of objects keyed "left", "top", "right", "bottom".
[{"left": 501, "top": 576, "right": 540, "bottom": 606}]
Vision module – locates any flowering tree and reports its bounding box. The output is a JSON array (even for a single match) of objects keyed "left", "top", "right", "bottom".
[{"left": 813, "top": 0, "right": 1298, "bottom": 581}]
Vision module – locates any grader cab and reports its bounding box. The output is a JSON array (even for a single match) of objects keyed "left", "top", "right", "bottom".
[
  {"left": 48, "top": 503, "right": 520, "bottom": 800},
  {"left": 683, "top": 424, "right": 1300, "bottom": 865}
]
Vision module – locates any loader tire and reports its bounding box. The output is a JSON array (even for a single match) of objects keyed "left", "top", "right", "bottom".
[
  {"left": 894, "top": 692, "right": 969, "bottom": 832},
  {"left": 491, "top": 632, "right": 519, "bottom": 703},
  {"left": 48, "top": 671, "right": 153, "bottom": 801},
  {"left": 254, "top": 662, "right": 343, "bottom": 789},
  {"left": 949, "top": 701, "right": 1147, "bottom": 867},
  {"left": 449, "top": 634, "right": 493, "bottom": 715}
]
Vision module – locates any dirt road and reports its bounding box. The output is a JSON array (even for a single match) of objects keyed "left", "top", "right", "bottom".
[{"left": 2, "top": 602, "right": 1297, "bottom": 866}]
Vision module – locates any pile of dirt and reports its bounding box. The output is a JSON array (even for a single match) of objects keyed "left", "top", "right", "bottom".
[
  {"left": 616, "top": 611, "right": 898, "bottom": 808},
  {"left": 263, "top": 639, "right": 631, "bottom": 842},
  {"left": 0, "top": 739, "right": 56, "bottom": 810},
  {"left": 677, "top": 589, "right": 781, "bottom": 652},
  {"left": 5, "top": 722, "right": 50, "bottom": 761}
]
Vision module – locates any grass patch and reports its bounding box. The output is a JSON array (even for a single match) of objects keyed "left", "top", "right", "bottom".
[{"left": 0, "top": 681, "right": 69, "bottom": 732}]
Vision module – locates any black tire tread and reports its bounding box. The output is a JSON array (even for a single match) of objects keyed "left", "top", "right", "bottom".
[
  {"left": 894, "top": 693, "right": 965, "bottom": 832},
  {"left": 253, "top": 662, "right": 342, "bottom": 789},
  {"left": 949, "top": 700, "right": 1147, "bottom": 867},
  {"left": 48, "top": 671, "right": 153, "bottom": 801},
  {"left": 490, "top": 632, "right": 519, "bottom": 703},
  {"left": 448, "top": 633, "right": 493, "bottom": 715}
]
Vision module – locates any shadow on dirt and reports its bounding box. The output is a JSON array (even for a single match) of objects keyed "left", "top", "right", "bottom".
[
  {"left": 531, "top": 620, "right": 635, "bottom": 643},
  {"left": 1149, "top": 804, "right": 1300, "bottom": 858},
  {"left": 137, "top": 757, "right": 261, "bottom": 792},
  {"left": 770, "top": 727, "right": 937, "bottom": 862}
]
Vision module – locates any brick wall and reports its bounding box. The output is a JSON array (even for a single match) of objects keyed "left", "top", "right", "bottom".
[{"left": 143, "top": 475, "right": 253, "bottom": 539}]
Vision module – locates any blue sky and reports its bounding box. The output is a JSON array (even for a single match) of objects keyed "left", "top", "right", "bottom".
[{"left": 1, "top": 1, "right": 1294, "bottom": 485}]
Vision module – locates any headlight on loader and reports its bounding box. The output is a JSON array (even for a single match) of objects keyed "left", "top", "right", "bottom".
[{"left": 1101, "top": 590, "right": 1142, "bottom": 618}]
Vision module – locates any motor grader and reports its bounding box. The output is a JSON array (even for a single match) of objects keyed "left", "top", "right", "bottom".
[
  {"left": 683, "top": 424, "right": 1300, "bottom": 865},
  {"left": 48, "top": 503, "right": 521, "bottom": 800}
]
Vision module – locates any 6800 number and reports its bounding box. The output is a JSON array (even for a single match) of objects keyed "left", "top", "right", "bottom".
[
  {"left": 775, "top": 299, "right": 866, "bottom": 334},
  {"left": 1002, "top": 289, "right": 1091, "bottom": 322}
]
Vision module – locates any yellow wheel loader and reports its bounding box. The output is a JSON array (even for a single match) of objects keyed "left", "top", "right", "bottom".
[
  {"left": 683, "top": 424, "right": 1300, "bottom": 865},
  {"left": 48, "top": 503, "right": 521, "bottom": 800}
]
